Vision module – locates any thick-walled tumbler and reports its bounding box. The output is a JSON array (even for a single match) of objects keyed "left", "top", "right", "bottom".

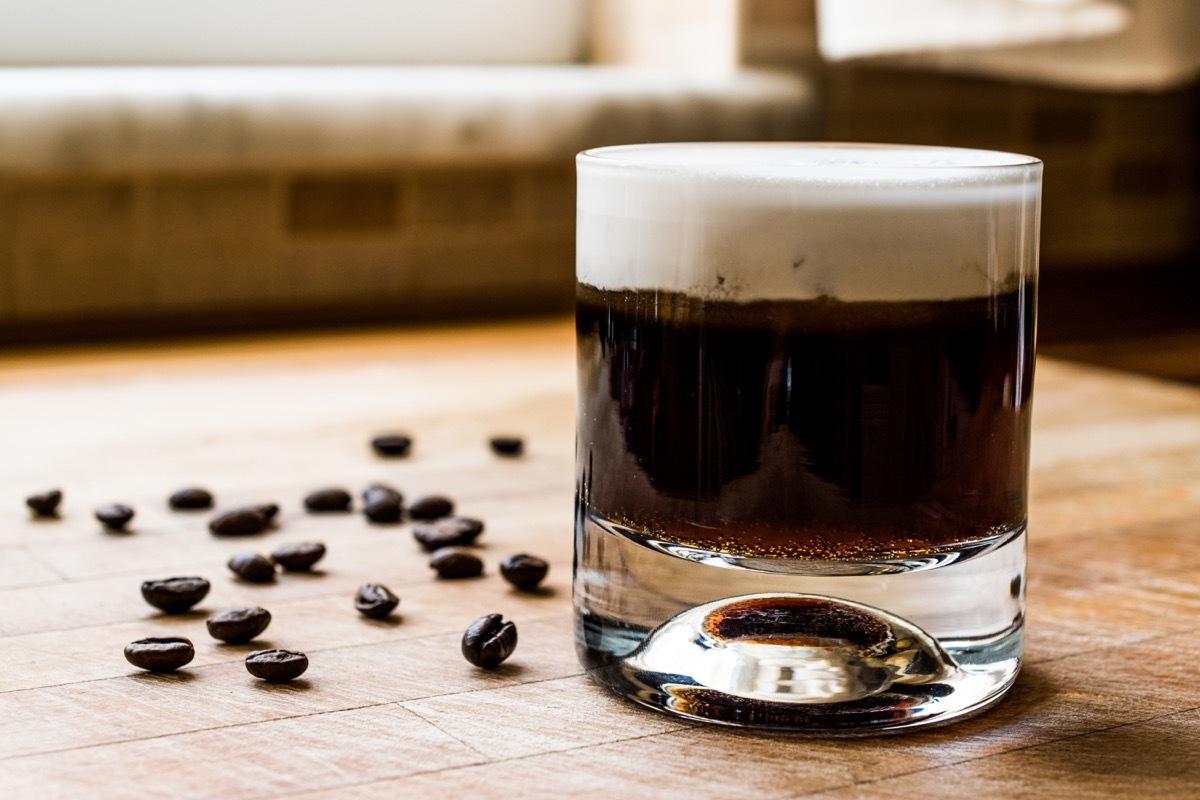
[{"left": 574, "top": 142, "right": 1042, "bottom": 732}]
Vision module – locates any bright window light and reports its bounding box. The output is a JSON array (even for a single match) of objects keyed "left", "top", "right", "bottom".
[{"left": 0, "top": 0, "right": 588, "bottom": 65}]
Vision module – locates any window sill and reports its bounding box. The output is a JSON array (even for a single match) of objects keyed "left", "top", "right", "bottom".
[{"left": 0, "top": 65, "right": 814, "bottom": 175}]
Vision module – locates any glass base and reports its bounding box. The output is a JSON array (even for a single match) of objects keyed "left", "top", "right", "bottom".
[
  {"left": 575, "top": 512, "right": 1025, "bottom": 733},
  {"left": 580, "top": 595, "right": 1021, "bottom": 733}
]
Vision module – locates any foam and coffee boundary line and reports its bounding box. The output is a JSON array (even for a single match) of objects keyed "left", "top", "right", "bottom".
[{"left": 577, "top": 143, "right": 1042, "bottom": 304}]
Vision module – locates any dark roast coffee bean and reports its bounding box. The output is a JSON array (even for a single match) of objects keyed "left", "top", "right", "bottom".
[
  {"left": 461, "top": 614, "right": 517, "bottom": 669},
  {"left": 371, "top": 433, "right": 413, "bottom": 458},
  {"left": 228, "top": 552, "right": 276, "bottom": 583},
  {"left": 270, "top": 541, "right": 326, "bottom": 572},
  {"left": 246, "top": 649, "right": 308, "bottom": 682},
  {"left": 124, "top": 637, "right": 195, "bottom": 673},
  {"left": 169, "top": 487, "right": 214, "bottom": 510},
  {"left": 304, "top": 488, "right": 352, "bottom": 513},
  {"left": 362, "top": 483, "right": 403, "bottom": 505},
  {"left": 430, "top": 547, "right": 483, "bottom": 579},
  {"left": 26, "top": 489, "right": 62, "bottom": 517},
  {"left": 499, "top": 554, "right": 549, "bottom": 591},
  {"left": 408, "top": 495, "right": 454, "bottom": 521},
  {"left": 362, "top": 483, "right": 403, "bottom": 524},
  {"left": 363, "top": 495, "right": 403, "bottom": 524},
  {"left": 206, "top": 606, "right": 272, "bottom": 643},
  {"left": 257, "top": 503, "right": 280, "bottom": 524},
  {"left": 96, "top": 503, "right": 135, "bottom": 531},
  {"left": 412, "top": 516, "right": 484, "bottom": 552},
  {"left": 354, "top": 583, "right": 400, "bottom": 619},
  {"left": 489, "top": 436, "right": 524, "bottom": 457},
  {"left": 209, "top": 508, "right": 268, "bottom": 537},
  {"left": 141, "top": 576, "right": 211, "bottom": 614}
]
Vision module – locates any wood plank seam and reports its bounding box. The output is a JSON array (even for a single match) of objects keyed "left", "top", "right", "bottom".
[
  {"left": 16, "top": 545, "right": 70, "bottom": 583},
  {"left": 0, "top": 701, "right": 384, "bottom": 763},
  {"left": 0, "top": 701, "right": 494, "bottom": 773},
  {"left": 788, "top": 701, "right": 1200, "bottom": 799},
  {"left": 400, "top": 704, "right": 510, "bottom": 762},
  {"left": 0, "top": 587, "right": 366, "bottom": 639},
  {"left": 279, "top": 726, "right": 702, "bottom": 797},
  {"left": 1024, "top": 624, "right": 1200, "bottom": 667},
  {"left": 0, "top": 549, "right": 575, "bottom": 591},
  {"left": 0, "top": 672, "right": 587, "bottom": 763},
  {"left": 269, "top": 700, "right": 1200, "bottom": 800},
  {"left": 0, "top": 581, "right": 501, "bottom": 638},
  {"left": 0, "top": 611, "right": 570, "bottom": 698}
]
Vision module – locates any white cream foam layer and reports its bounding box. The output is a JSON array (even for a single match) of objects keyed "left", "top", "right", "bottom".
[{"left": 577, "top": 143, "right": 1042, "bottom": 302}]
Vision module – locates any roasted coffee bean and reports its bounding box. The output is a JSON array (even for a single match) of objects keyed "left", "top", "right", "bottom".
[
  {"left": 228, "top": 552, "right": 277, "bottom": 583},
  {"left": 362, "top": 483, "right": 403, "bottom": 524},
  {"left": 354, "top": 583, "right": 400, "bottom": 619},
  {"left": 461, "top": 614, "right": 517, "bottom": 669},
  {"left": 209, "top": 508, "right": 268, "bottom": 537},
  {"left": 499, "top": 554, "right": 549, "bottom": 591},
  {"left": 408, "top": 495, "right": 454, "bottom": 521},
  {"left": 96, "top": 503, "right": 135, "bottom": 531},
  {"left": 489, "top": 436, "right": 525, "bottom": 457},
  {"left": 362, "top": 483, "right": 403, "bottom": 505},
  {"left": 270, "top": 541, "right": 326, "bottom": 572},
  {"left": 371, "top": 433, "right": 413, "bottom": 458},
  {"left": 246, "top": 649, "right": 308, "bottom": 682},
  {"left": 169, "top": 487, "right": 214, "bottom": 510},
  {"left": 304, "top": 488, "right": 352, "bottom": 513},
  {"left": 257, "top": 503, "right": 280, "bottom": 524},
  {"left": 26, "top": 489, "right": 63, "bottom": 517},
  {"left": 412, "top": 516, "right": 484, "bottom": 552},
  {"left": 430, "top": 547, "right": 483, "bottom": 579},
  {"left": 363, "top": 495, "right": 403, "bottom": 524},
  {"left": 206, "top": 606, "right": 272, "bottom": 643},
  {"left": 124, "top": 637, "right": 195, "bottom": 673},
  {"left": 141, "top": 576, "right": 211, "bottom": 614}
]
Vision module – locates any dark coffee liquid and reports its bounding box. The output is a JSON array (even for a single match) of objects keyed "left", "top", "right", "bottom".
[{"left": 576, "top": 283, "right": 1035, "bottom": 560}]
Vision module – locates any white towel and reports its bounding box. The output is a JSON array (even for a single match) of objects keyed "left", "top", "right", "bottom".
[{"left": 817, "top": 0, "right": 1200, "bottom": 92}]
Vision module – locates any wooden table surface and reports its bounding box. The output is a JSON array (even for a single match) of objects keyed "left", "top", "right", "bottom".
[{"left": 1, "top": 317, "right": 1198, "bottom": 799}]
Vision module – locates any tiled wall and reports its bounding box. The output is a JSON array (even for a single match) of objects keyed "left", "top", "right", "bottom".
[{"left": 0, "top": 164, "right": 575, "bottom": 338}]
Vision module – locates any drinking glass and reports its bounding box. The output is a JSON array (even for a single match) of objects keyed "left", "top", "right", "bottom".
[{"left": 574, "top": 142, "right": 1042, "bottom": 732}]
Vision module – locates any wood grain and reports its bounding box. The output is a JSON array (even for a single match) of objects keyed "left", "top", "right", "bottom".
[{"left": 1, "top": 318, "right": 1198, "bottom": 798}]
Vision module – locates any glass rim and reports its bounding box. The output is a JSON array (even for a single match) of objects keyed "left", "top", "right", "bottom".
[{"left": 577, "top": 142, "right": 1042, "bottom": 176}]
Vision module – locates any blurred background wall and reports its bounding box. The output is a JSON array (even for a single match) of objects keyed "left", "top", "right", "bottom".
[
  {"left": 0, "top": 1, "right": 809, "bottom": 341},
  {"left": 744, "top": 0, "right": 1199, "bottom": 361},
  {"left": 0, "top": 0, "right": 1196, "bottom": 381}
]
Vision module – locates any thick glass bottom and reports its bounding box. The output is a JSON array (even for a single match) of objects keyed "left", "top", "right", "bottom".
[{"left": 575, "top": 512, "right": 1025, "bottom": 733}]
